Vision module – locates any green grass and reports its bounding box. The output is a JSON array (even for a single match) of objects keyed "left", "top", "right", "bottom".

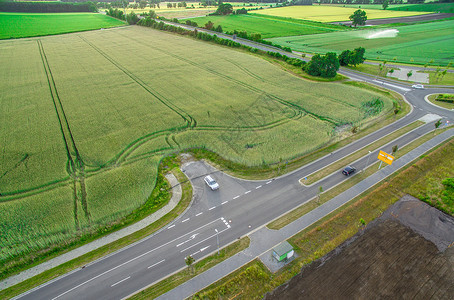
[
  {"left": 192, "top": 138, "right": 454, "bottom": 299},
  {"left": 428, "top": 94, "right": 454, "bottom": 110},
  {"left": 0, "top": 13, "right": 126, "bottom": 39},
  {"left": 254, "top": 5, "right": 428, "bottom": 23},
  {"left": 268, "top": 19, "right": 454, "bottom": 66},
  {"left": 0, "top": 25, "right": 394, "bottom": 273},
  {"left": 0, "top": 163, "right": 193, "bottom": 299},
  {"left": 184, "top": 14, "right": 345, "bottom": 38},
  {"left": 335, "top": 3, "right": 454, "bottom": 13}
]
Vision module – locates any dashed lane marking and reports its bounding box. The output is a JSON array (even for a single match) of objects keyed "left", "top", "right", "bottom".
[
  {"left": 209, "top": 206, "right": 216, "bottom": 210},
  {"left": 245, "top": 190, "right": 251, "bottom": 194},
  {"left": 167, "top": 225, "right": 175, "bottom": 229},
  {"left": 256, "top": 185, "right": 262, "bottom": 189},
  {"left": 196, "top": 212, "right": 203, "bottom": 216},
  {"left": 233, "top": 195, "right": 240, "bottom": 199},
  {"left": 111, "top": 276, "right": 130, "bottom": 287},
  {"left": 147, "top": 259, "right": 165, "bottom": 269},
  {"left": 221, "top": 201, "right": 228, "bottom": 205},
  {"left": 182, "top": 218, "right": 189, "bottom": 223},
  {"left": 266, "top": 181, "right": 272, "bottom": 184}
]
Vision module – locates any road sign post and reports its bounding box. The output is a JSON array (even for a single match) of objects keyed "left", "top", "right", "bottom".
[{"left": 377, "top": 150, "right": 394, "bottom": 169}]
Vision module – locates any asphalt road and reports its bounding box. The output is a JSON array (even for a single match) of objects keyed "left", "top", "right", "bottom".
[{"left": 16, "top": 30, "right": 454, "bottom": 300}]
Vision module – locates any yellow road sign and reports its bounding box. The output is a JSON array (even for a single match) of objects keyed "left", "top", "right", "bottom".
[{"left": 378, "top": 150, "right": 394, "bottom": 165}]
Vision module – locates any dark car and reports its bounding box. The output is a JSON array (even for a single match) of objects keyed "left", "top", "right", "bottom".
[{"left": 342, "top": 166, "right": 356, "bottom": 176}]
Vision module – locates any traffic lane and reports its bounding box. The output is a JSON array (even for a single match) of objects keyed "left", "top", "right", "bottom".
[
  {"left": 20, "top": 216, "right": 230, "bottom": 300},
  {"left": 408, "top": 89, "right": 454, "bottom": 119}
]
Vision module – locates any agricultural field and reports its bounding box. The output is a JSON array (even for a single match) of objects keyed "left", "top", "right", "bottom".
[
  {"left": 0, "top": 13, "right": 126, "bottom": 39},
  {"left": 0, "top": 26, "right": 393, "bottom": 266},
  {"left": 184, "top": 14, "right": 345, "bottom": 38},
  {"left": 253, "top": 5, "right": 429, "bottom": 23},
  {"left": 268, "top": 19, "right": 454, "bottom": 65},
  {"left": 333, "top": 3, "right": 454, "bottom": 13}
]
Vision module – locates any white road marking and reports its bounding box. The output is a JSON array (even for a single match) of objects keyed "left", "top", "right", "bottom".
[
  {"left": 176, "top": 233, "right": 200, "bottom": 247},
  {"left": 233, "top": 195, "right": 240, "bottom": 199},
  {"left": 180, "top": 227, "right": 230, "bottom": 253},
  {"left": 50, "top": 218, "right": 224, "bottom": 299},
  {"left": 111, "top": 276, "right": 130, "bottom": 287},
  {"left": 245, "top": 190, "right": 251, "bottom": 194},
  {"left": 266, "top": 181, "right": 272, "bottom": 184},
  {"left": 209, "top": 206, "right": 216, "bottom": 210},
  {"left": 372, "top": 80, "right": 411, "bottom": 92},
  {"left": 147, "top": 259, "right": 165, "bottom": 269},
  {"left": 182, "top": 218, "right": 189, "bottom": 223},
  {"left": 221, "top": 201, "right": 228, "bottom": 205},
  {"left": 167, "top": 225, "right": 175, "bottom": 229},
  {"left": 256, "top": 185, "right": 262, "bottom": 189},
  {"left": 196, "top": 212, "right": 203, "bottom": 216},
  {"left": 190, "top": 245, "right": 211, "bottom": 257}
]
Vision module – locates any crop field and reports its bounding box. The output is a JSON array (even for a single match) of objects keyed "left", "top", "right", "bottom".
[
  {"left": 0, "top": 26, "right": 393, "bottom": 264},
  {"left": 254, "top": 5, "right": 429, "bottom": 23},
  {"left": 184, "top": 14, "right": 344, "bottom": 38},
  {"left": 269, "top": 19, "right": 454, "bottom": 65},
  {"left": 0, "top": 13, "right": 126, "bottom": 39}
]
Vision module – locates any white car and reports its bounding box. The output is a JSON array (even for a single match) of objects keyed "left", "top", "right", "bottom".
[
  {"left": 412, "top": 84, "right": 424, "bottom": 89},
  {"left": 204, "top": 175, "right": 219, "bottom": 190}
]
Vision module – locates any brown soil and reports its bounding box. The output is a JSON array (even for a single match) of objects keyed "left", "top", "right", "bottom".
[{"left": 264, "top": 195, "right": 454, "bottom": 299}]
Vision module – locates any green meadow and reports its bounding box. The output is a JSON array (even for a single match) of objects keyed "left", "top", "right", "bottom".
[
  {"left": 0, "top": 26, "right": 393, "bottom": 267},
  {"left": 184, "top": 14, "right": 344, "bottom": 38},
  {"left": 268, "top": 19, "right": 454, "bottom": 65},
  {"left": 0, "top": 13, "right": 126, "bottom": 39}
]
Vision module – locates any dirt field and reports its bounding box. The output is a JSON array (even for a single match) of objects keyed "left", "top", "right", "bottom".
[{"left": 264, "top": 195, "right": 454, "bottom": 299}]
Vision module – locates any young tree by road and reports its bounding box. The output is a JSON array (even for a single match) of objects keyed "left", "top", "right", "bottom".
[{"left": 350, "top": 9, "right": 367, "bottom": 27}]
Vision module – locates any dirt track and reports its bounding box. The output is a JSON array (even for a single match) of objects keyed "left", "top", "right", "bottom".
[
  {"left": 264, "top": 195, "right": 454, "bottom": 299},
  {"left": 335, "top": 13, "right": 454, "bottom": 26}
]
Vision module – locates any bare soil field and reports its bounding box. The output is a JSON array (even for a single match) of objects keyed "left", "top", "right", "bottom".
[{"left": 265, "top": 195, "right": 454, "bottom": 299}]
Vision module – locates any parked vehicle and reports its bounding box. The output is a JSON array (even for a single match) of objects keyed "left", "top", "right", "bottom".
[
  {"left": 342, "top": 166, "right": 356, "bottom": 176},
  {"left": 204, "top": 175, "right": 219, "bottom": 190}
]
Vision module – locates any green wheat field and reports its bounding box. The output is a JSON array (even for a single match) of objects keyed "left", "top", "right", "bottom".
[{"left": 0, "top": 25, "right": 393, "bottom": 265}]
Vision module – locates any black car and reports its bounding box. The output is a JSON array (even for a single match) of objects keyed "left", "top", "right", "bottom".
[{"left": 342, "top": 166, "right": 356, "bottom": 176}]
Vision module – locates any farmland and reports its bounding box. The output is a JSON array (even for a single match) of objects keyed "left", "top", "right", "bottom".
[
  {"left": 253, "top": 5, "right": 429, "bottom": 23},
  {"left": 333, "top": 3, "right": 454, "bottom": 13},
  {"left": 0, "top": 13, "right": 126, "bottom": 39},
  {"left": 268, "top": 19, "right": 454, "bottom": 65},
  {"left": 0, "top": 26, "right": 393, "bottom": 268},
  {"left": 184, "top": 14, "right": 345, "bottom": 38}
]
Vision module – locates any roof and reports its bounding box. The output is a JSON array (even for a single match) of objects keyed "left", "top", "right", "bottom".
[{"left": 273, "top": 241, "right": 293, "bottom": 256}]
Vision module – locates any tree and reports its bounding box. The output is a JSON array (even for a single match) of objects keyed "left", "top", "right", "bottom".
[
  {"left": 349, "top": 9, "right": 367, "bottom": 27},
  {"left": 339, "top": 47, "right": 365, "bottom": 67},
  {"left": 204, "top": 20, "right": 214, "bottom": 30},
  {"left": 392, "top": 145, "right": 398, "bottom": 154},
  {"left": 339, "top": 49, "right": 352, "bottom": 66},
  {"left": 126, "top": 12, "right": 139, "bottom": 24},
  {"left": 185, "top": 255, "right": 195, "bottom": 274},
  {"left": 382, "top": 0, "right": 389, "bottom": 10},
  {"left": 167, "top": 2, "right": 172, "bottom": 8},
  {"left": 215, "top": 3, "right": 233, "bottom": 15},
  {"left": 214, "top": 24, "right": 223, "bottom": 33},
  {"left": 139, "top": 0, "right": 147, "bottom": 9},
  {"left": 304, "top": 52, "right": 340, "bottom": 78},
  {"left": 407, "top": 70, "right": 413, "bottom": 80}
]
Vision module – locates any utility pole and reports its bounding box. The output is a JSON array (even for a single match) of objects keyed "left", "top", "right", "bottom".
[
  {"left": 215, "top": 229, "right": 219, "bottom": 255},
  {"left": 363, "top": 150, "right": 372, "bottom": 173}
]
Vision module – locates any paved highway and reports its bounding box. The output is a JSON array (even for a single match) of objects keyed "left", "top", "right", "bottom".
[{"left": 16, "top": 30, "right": 454, "bottom": 300}]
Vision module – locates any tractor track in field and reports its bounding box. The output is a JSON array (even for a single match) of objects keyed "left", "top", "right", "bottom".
[
  {"left": 79, "top": 36, "right": 196, "bottom": 130},
  {"left": 37, "top": 40, "right": 90, "bottom": 226},
  {"left": 117, "top": 31, "right": 339, "bottom": 126}
]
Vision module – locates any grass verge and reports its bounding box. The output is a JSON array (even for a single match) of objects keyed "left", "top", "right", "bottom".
[
  {"left": 0, "top": 157, "right": 193, "bottom": 299},
  {"left": 428, "top": 94, "right": 454, "bottom": 110},
  {"left": 192, "top": 137, "right": 454, "bottom": 299},
  {"left": 302, "top": 120, "right": 423, "bottom": 185},
  {"left": 268, "top": 126, "right": 452, "bottom": 230},
  {"left": 128, "top": 237, "right": 250, "bottom": 299}
]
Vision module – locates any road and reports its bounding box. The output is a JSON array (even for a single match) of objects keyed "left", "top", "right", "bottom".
[{"left": 16, "top": 29, "right": 454, "bottom": 300}]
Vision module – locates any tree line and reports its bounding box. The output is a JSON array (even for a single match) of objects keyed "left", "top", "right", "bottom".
[{"left": 0, "top": 1, "right": 97, "bottom": 12}]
